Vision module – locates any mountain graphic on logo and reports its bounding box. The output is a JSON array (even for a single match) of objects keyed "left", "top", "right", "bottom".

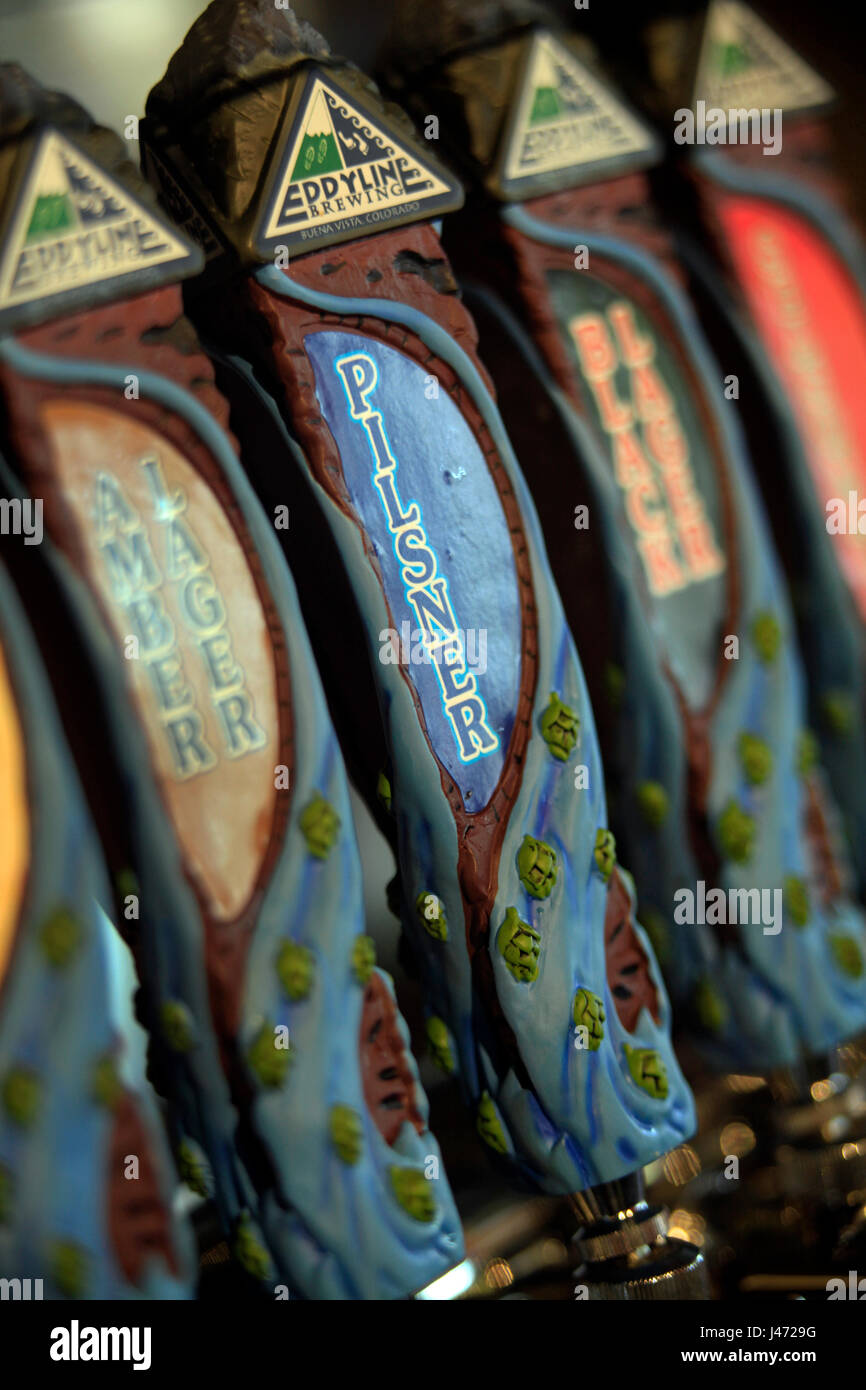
[
  {"left": 26, "top": 192, "right": 74, "bottom": 242},
  {"left": 527, "top": 46, "right": 600, "bottom": 126},
  {"left": 0, "top": 128, "right": 200, "bottom": 332},
  {"left": 694, "top": 2, "right": 833, "bottom": 114},
  {"left": 495, "top": 32, "right": 657, "bottom": 195},
  {"left": 529, "top": 85, "right": 562, "bottom": 124},
  {"left": 290, "top": 87, "right": 343, "bottom": 179},
  {"left": 714, "top": 39, "right": 753, "bottom": 78},
  {"left": 289, "top": 83, "right": 401, "bottom": 185},
  {"left": 256, "top": 69, "right": 462, "bottom": 255}
]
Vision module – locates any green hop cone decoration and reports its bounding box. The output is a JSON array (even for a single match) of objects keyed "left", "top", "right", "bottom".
[
  {"left": 752, "top": 611, "right": 781, "bottom": 664},
  {"left": 351, "top": 933, "right": 376, "bottom": 985},
  {"left": 51, "top": 1240, "right": 88, "bottom": 1298},
  {"left": 796, "top": 729, "right": 819, "bottom": 777},
  {"left": 376, "top": 769, "right": 392, "bottom": 813},
  {"left": 784, "top": 875, "right": 810, "bottom": 928},
  {"left": 39, "top": 906, "right": 82, "bottom": 969},
  {"left": 234, "top": 1211, "right": 273, "bottom": 1281},
  {"left": 275, "top": 940, "right": 315, "bottom": 1000},
  {"left": 624, "top": 1044, "right": 669, "bottom": 1100},
  {"left": 572, "top": 988, "right": 605, "bottom": 1051},
  {"left": 641, "top": 908, "right": 671, "bottom": 965},
  {"left": 416, "top": 891, "right": 448, "bottom": 940},
  {"left": 695, "top": 977, "right": 728, "bottom": 1034},
  {"left": 517, "top": 835, "right": 558, "bottom": 899},
  {"left": 716, "top": 38, "right": 751, "bottom": 77},
  {"left": 90, "top": 1054, "right": 122, "bottom": 1110},
  {"left": 299, "top": 792, "right": 340, "bottom": 858},
  {"left": 247, "top": 1020, "right": 293, "bottom": 1088},
  {"left": 425, "top": 1016, "right": 455, "bottom": 1073},
  {"left": 330, "top": 1105, "right": 363, "bottom": 1165},
  {"left": 828, "top": 934, "right": 864, "bottom": 979},
  {"left": 476, "top": 1091, "right": 509, "bottom": 1154},
  {"left": 593, "top": 828, "right": 616, "bottom": 883},
  {"left": 1, "top": 1067, "right": 40, "bottom": 1128},
  {"left": 496, "top": 907, "right": 541, "bottom": 982},
  {"left": 821, "top": 689, "right": 855, "bottom": 738},
  {"left": 717, "top": 799, "right": 756, "bottom": 863},
  {"left": 604, "top": 662, "right": 626, "bottom": 710},
  {"left": 738, "top": 732, "right": 773, "bottom": 786},
  {"left": 539, "top": 691, "right": 579, "bottom": 761},
  {"left": 636, "top": 781, "right": 669, "bottom": 829},
  {"left": 390, "top": 1167, "right": 436, "bottom": 1222},
  {"left": 160, "top": 1000, "right": 195, "bottom": 1053},
  {"left": 177, "top": 1138, "right": 214, "bottom": 1198},
  {"left": 114, "top": 867, "right": 140, "bottom": 903}
]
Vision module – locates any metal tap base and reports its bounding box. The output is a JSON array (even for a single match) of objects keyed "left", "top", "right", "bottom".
[
  {"left": 570, "top": 1174, "right": 710, "bottom": 1300},
  {"left": 646, "top": 1038, "right": 866, "bottom": 1296}
]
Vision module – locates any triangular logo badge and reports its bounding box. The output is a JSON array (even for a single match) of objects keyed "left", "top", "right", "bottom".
[
  {"left": 256, "top": 69, "right": 463, "bottom": 255},
  {"left": 494, "top": 32, "right": 659, "bottom": 197},
  {"left": 0, "top": 128, "right": 200, "bottom": 332},
  {"left": 694, "top": 2, "right": 833, "bottom": 115}
]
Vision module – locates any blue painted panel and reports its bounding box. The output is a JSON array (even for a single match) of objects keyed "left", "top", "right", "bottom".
[{"left": 307, "top": 329, "right": 522, "bottom": 810}]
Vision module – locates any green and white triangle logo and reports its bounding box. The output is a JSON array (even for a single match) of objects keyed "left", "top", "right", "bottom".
[
  {"left": 256, "top": 68, "right": 463, "bottom": 254},
  {"left": 694, "top": 2, "right": 833, "bottom": 114},
  {"left": 0, "top": 128, "right": 200, "bottom": 331},
  {"left": 494, "top": 32, "right": 658, "bottom": 196}
]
